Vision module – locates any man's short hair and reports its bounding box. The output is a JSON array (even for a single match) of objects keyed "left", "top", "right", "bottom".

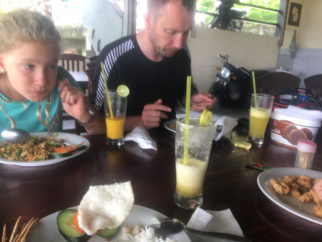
[{"left": 147, "top": 0, "right": 195, "bottom": 16}]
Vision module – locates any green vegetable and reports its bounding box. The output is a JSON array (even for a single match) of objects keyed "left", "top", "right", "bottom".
[
  {"left": 57, "top": 209, "right": 90, "bottom": 242},
  {"left": 97, "top": 226, "right": 120, "bottom": 238},
  {"left": 49, "top": 151, "right": 74, "bottom": 159}
]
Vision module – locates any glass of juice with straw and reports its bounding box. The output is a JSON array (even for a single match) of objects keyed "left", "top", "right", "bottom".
[
  {"left": 104, "top": 89, "right": 127, "bottom": 147},
  {"left": 248, "top": 93, "right": 274, "bottom": 147},
  {"left": 174, "top": 118, "right": 214, "bottom": 209},
  {"left": 174, "top": 76, "right": 214, "bottom": 209}
]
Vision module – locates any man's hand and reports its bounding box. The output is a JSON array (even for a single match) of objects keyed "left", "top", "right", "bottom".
[
  {"left": 58, "top": 78, "right": 88, "bottom": 122},
  {"left": 191, "top": 93, "right": 216, "bottom": 112},
  {"left": 141, "top": 99, "right": 171, "bottom": 129}
]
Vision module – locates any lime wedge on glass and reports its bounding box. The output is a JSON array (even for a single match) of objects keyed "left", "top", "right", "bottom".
[
  {"left": 200, "top": 109, "right": 213, "bottom": 126},
  {"left": 116, "top": 84, "right": 130, "bottom": 97}
]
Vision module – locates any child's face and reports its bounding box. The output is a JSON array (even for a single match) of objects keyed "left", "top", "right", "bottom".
[{"left": 0, "top": 41, "right": 59, "bottom": 102}]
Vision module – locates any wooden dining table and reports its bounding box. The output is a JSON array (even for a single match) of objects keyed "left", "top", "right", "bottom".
[{"left": 0, "top": 123, "right": 322, "bottom": 242}]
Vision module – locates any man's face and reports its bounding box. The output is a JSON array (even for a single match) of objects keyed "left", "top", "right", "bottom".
[{"left": 147, "top": 0, "right": 193, "bottom": 59}]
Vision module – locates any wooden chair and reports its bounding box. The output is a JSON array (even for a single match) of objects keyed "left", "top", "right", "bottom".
[
  {"left": 59, "top": 53, "right": 89, "bottom": 94},
  {"left": 304, "top": 74, "right": 322, "bottom": 97},
  {"left": 85, "top": 55, "right": 98, "bottom": 96},
  {"left": 256, "top": 72, "right": 300, "bottom": 96},
  {"left": 59, "top": 53, "right": 86, "bottom": 71}
]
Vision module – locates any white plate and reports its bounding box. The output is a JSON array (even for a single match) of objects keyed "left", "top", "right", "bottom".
[
  {"left": 257, "top": 167, "right": 322, "bottom": 225},
  {"left": 28, "top": 204, "right": 191, "bottom": 242},
  {"left": 0, "top": 132, "right": 90, "bottom": 167},
  {"left": 164, "top": 119, "right": 176, "bottom": 133}
]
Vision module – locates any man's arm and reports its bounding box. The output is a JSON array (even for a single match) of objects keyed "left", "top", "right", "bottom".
[{"left": 124, "top": 99, "right": 171, "bottom": 131}]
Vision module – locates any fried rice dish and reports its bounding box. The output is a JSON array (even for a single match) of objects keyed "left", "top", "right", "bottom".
[{"left": 0, "top": 136, "right": 63, "bottom": 161}]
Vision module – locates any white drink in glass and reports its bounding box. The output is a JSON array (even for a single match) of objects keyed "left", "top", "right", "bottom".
[
  {"left": 174, "top": 118, "right": 214, "bottom": 209},
  {"left": 176, "top": 158, "right": 208, "bottom": 198}
]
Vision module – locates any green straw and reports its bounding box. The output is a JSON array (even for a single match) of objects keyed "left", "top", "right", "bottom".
[
  {"left": 183, "top": 76, "right": 191, "bottom": 165},
  {"left": 252, "top": 71, "right": 258, "bottom": 108},
  {"left": 100, "top": 62, "right": 114, "bottom": 119}
]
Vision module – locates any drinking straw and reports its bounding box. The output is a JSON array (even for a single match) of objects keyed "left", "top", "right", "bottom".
[
  {"left": 252, "top": 71, "right": 258, "bottom": 108},
  {"left": 100, "top": 62, "right": 114, "bottom": 119},
  {"left": 183, "top": 76, "right": 191, "bottom": 165}
]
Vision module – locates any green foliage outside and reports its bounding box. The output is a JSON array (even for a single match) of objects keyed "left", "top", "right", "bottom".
[{"left": 196, "top": 0, "right": 281, "bottom": 36}]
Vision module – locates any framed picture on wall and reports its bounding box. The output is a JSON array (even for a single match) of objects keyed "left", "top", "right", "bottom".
[{"left": 288, "top": 2, "right": 302, "bottom": 26}]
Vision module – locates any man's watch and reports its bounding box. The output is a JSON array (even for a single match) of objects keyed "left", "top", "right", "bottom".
[{"left": 79, "top": 108, "right": 95, "bottom": 126}]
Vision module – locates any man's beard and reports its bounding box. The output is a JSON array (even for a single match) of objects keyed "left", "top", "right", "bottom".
[
  {"left": 149, "top": 31, "right": 179, "bottom": 59},
  {"left": 152, "top": 41, "right": 179, "bottom": 58}
]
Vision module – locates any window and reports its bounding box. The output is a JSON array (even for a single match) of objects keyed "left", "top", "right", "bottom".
[
  {"left": 0, "top": 0, "right": 132, "bottom": 56},
  {"left": 135, "top": 0, "right": 286, "bottom": 37},
  {"left": 195, "top": 0, "right": 287, "bottom": 37}
]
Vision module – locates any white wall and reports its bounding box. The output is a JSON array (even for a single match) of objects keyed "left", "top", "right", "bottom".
[
  {"left": 279, "top": 0, "right": 322, "bottom": 86},
  {"left": 187, "top": 27, "right": 280, "bottom": 92},
  {"left": 298, "top": 0, "right": 322, "bottom": 49}
]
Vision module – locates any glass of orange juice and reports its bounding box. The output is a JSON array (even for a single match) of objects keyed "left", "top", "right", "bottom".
[
  {"left": 174, "top": 118, "right": 214, "bottom": 209},
  {"left": 248, "top": 93, "right": 274, "bottom": 147},
  {"left": 104, "top": 91, "right": 127, "bottom": 147}
]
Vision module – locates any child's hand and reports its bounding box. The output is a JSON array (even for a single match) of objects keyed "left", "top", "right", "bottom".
[{"left": 58, "top": 78, "right": 89, "bottom": 122}]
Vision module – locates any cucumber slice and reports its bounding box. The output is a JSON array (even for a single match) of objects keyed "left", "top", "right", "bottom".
[
  {"left": 49, "top": 151, "right": 74, "bottom": 158},
  {"left": 76, "top": 145, "right": 87, "bottom": 151},
  {"left": 49, "top": 145, "right": 87, "bottom": 159},
  {"left": 97, "top": 226, "right": 120, "bottom": 238},
  {"left": 57, "top": 209, "right": 91, "bottom": 242}
]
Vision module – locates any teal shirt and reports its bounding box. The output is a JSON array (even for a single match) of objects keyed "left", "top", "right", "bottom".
[{"left": 0, "top": 66, "right": 80, "bottom": 134}]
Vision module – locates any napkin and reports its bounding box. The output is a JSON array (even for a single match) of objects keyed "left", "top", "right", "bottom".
[
  {"left": 213, "top": 116, "right": 238, "bottom": 141},
  {"left": 186, "top": 207, "right": 244, "bottom": 242},
  {"left": 176, "top": 112, "right": 237, "bottom": 141},
  {"left": 124, "top": 126, "right": 157, "bottom": 150}
]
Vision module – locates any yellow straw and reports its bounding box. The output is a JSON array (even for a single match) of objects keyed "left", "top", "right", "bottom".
[
  {"left": 100, "top": 62, "right": 114, "bottom": 119},
  {"left": 252, "top": 71, "right": 258, "bottom": 108},
  {"left": 183, "top": 76, "right": 191, "bottom": 165}
]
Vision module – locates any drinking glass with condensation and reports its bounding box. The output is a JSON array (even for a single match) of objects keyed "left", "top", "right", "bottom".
[
  {"left": 174, "top": 114, "right": 214, "bottom": 209},
  {"left": 248, "top": 93, "right": 274, "bottom": 148},
  {"left": 104, "top": 85, "right": 129, "bottom": 147}
]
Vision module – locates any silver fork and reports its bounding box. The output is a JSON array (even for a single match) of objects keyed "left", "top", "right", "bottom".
[
  {"left": 48, "top": 106, "right": 60, "bottom": 137},
  {"left": 48, "top": 115, "right": 59, "bottom": 137}
]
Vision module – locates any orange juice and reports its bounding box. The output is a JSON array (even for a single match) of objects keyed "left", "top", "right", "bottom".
[{"left": 105, "top": 117, "right": 125, "bottom": 140}]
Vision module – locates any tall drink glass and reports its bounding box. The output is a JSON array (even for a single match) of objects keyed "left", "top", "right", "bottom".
[
  {"left": 104, "top": 91, "right": 127, "bottom": 147},
  {"left": 174, "top": 118, "right": 214, "bottom": 209},
  {"left": 248, "top": 93, "right": 274, "bottom": 147}
]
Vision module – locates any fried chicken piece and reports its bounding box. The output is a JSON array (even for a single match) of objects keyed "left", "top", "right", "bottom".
[
  {"left": 282, "top": 176, "right": 296, "bottom": 185},
  {"left": 290, "top": 182, "right": 300, "bottom": 190},
  {"left": 297, "top": 175, "right": 312, "bottom": 190},
  {"left": 299, "top": 175, "right": 312, "bottom": 181},
  {"left": 297, "top": 191, "right": 312, "bottom": 203},
  {"left": 270, "top": 179, "right": 290, "bottom": 195},
  {"left": 313, "top": 205, "right": 322, "bottom": 218},
  {"left": 291, "top": 188, "right": 301, "bottom": 199}
]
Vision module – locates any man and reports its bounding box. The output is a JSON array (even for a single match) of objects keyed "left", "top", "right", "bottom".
[{"left": 91, "top": 0, "right": 216, "bottom": 131}]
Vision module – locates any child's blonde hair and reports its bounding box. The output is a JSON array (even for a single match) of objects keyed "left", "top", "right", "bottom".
[{"left": 0, "top": 9, "right": 60, "bottom": 53}]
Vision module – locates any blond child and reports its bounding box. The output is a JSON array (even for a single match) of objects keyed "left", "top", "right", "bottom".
[{"left": 0, "top": 9, "right": 104, "bottom": 134}]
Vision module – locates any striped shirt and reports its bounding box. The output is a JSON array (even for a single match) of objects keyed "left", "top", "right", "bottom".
[{"left": 91, "top": 34, "right": 195, "bottom": 119}]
